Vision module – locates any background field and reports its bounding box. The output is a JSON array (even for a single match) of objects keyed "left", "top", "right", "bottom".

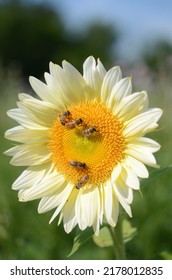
[{"left": 0, "top": 0, "right": 172, "bottom": 260}]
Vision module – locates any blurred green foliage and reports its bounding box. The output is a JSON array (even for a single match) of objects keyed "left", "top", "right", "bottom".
[
  {"left": 143, "top": 40, "right": 172, "bottom": 77},
  {"left": 0, "top": 0, "right": 172, "bottom": 260},
  {"left": 0, "top": 0, "right": 117, "bottom": 77},
  {"left": 0, "top": 0, "right": 65, "bottom": 77}
]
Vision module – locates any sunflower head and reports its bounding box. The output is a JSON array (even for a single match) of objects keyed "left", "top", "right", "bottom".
[
  {"left": 5, "top": 56, "right": 162, "bottom": 235},
  {"left": 49, "top": 100, "right": 125, "bottom": 187}
]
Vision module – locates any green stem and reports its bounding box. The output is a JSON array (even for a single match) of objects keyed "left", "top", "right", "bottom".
[{"left": 108, "top": 212, "right": 126, "bottom": 260}]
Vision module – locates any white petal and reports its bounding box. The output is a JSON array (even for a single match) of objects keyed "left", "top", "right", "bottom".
[
  {"left": 92, "top": 187, "right": 101, "bottom": 235},
  {"left": 62, "top": 188, "right": 78, "bottom": 233},
  {"left": 12, "top": 162, "right": 54, "bottom": 190},
  {"left": 39, "top": 195, "right": 59, "bottom": 213},
  {"left": 19, "top": 171, "right": 66, "bottom": 201},
  {"left": 75, "top": 188, "right": 91, "bottom": 230},
  {"left": 49, "top": 203, "right": 65, "bottom": 224},
  {"left": 85, "top": 187, "right": 100, "bottom": 227},
  {"left": 98, "top": 184, "right": 104, "bottom": 225},
  {"left": 44, "top": 71, "right": 66, "bottom": 112},
  {"left": 49, "top": 62, "right": 77, "bottom": 105},
  {"left": 83, "top": 56, "right": 105, "bottom": 94},
  {"left": 103, "top": 183, "right": 113, "bottom": 225},
  {"left": 17, "top": 102, "right": 41, "bottom": 124},
  {"left": 17, "top": 100, "right": 57, "bottom": 128},
  {"left": 111, "top": 193, "right": 119, "bottom": 227},
  {"left": 49, "top": 62, "right": 71, "bottom": 95},
  {"left": 18, "top": 93, "right": 34, "bottom": 102},
  {"left": 97, "top": 58, "right": 106, "bottom": 79},
  {"left": 4, "top": 145, "right": 21, "bottom": 156},
  {"left": 18, "top": 93, "right": 57, "bottom": 109},
  {"left": 101, "top": 66, "right": 122, "bottom": 103},
  {"left": 62, "top": 60, "right": 88, "bottom": 102},
  {"left": 29, "top": 76, "right": 60, "bottom": 106},
  {"left": 7, "top": 109, "right": 47, "bottom": 130},
  {"left": 115, "top": 176, "right": 133, "bottom": 203},
  {"left": 9, "top": 143, "right": 51, "bottom": 166},
  {"left": 120, "top": 163, "right": 140, "bottom": 190},
  {"left": 5, "top": 126, "right": 49, "bottom": 144},
  {"left": 124, "top": 155, "right": 149, "bottom": 179},
  {"left": 113, "top": 181, "right": 132, "bottom": 217},
  {"left": 116, "top": 91, "right": 148, "bottom": 120},
  {"left": 103, "top": 182, "right": 119, "bottom": 227},
  {"left": 111, "top": 163, "right": 122, "bottom": 183},
  {"left": 125, "top": 146, "right": 159, "bottom": 168},
  {"left": 123, "top": 108, "right": 163, "bottom": 137},
  {"left": 38, "top": 181, "right": 73, "bottom": 213},
  {"left": 109, "top": 77, "right": 132, "bottom": 109},
  {"left": 58, "top": 212, "right": 63, "bottom": 226},
  {"left": 127, "top": 137, "right": 161, "bottom": 153},
  {"left": 20, "top": 98, "right": 58, "bottom": 127}
]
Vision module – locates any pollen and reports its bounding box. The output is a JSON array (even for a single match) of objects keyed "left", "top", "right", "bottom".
[{"left": 48, "top": 100, "right": 125, "bottom": 186}]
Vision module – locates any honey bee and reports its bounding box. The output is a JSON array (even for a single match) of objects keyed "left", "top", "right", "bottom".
[
  {"left": 82, "top": 126, "right": 97, "bottom": 137},
  {"left": 76, "top": 175, "right": 89, "bottom": 189},
  {"left": 65, "top": 118, "right": 83, "bottom": 129},
  {"left": 59, "top": 111, "right": 71, "bottom": 126},
  {"left": 69, "top": 160, "right": 86, "bottom": 169}
]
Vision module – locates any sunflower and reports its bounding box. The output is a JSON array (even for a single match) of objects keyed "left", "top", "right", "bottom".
[{"left": 5, "top": 56, "right": 162, "bottom": 235}]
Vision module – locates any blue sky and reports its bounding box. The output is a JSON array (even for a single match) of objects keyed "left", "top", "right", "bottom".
[{"left": 25, "top": 0, "right": 172, "bottom": 61}]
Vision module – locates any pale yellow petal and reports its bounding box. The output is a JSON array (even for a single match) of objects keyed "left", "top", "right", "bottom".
[
  {"left": 103, "top": 182, "right": 113, "bottom": 225},
  {"left": 127, "top": 137, "right": 161, "bottom": 153},
  {"left": 5, "top": 126, "right": 49, "bottom": 144},
  {"left": 120, "top": 163, "right": 140, "bottom": 190},
  {"left": 123, "top": 155, "right": 149, "bottom": 179},
  {"left": 113, "top": 185, "right": 132, "bottom": 217},
  {"left": 9, "top": 143, "right": 51, "bottom": 166},
  {"left": 123, "top": 108, "right": 163, "bottom": 137},
  {"left": 7, "top": 108, "right": 47, "bottom": 130},
  {"left": 115, "top": 91, "right": 148, "bottom": 121},
  {"left": 101, "top": 66, "right": 122, "bottom": 104},
  {"left": 62, "top": 60, "right": 88, "bottom": 102},
  {"left": 49, "top": 62, "right": 80, "bottom": 105},
  {"left": 62, "top": 188, "right": 78, "bottom": 233},
  {"left": 38, "top": 181, "right": 73, "bottom": 214},
  {"left": 12, "top": 162, "right": 54, "bottom": 190},
  {"left": 108, "top": 77, "right": 132, "bottom": 109},
  {"left": 97, "top": 58, "right": 106, "bottom": 79},
  {"left": 83, "top": 56, "right": 106, "bottom": 95},
  {"left": 111, "top": 163, "right": 122, "bottom": 183},
  {"left": 29, "top": 76, "right": 60, "bottom": 106},
  {"left": 19, "top": 171, "right": 66, "bottom": 201},
  {"left": 125, "top": 146, "right": 159, "bottom": 168},
  {"left": 20, "top": 97, "right": 58, "bottom": 126}
]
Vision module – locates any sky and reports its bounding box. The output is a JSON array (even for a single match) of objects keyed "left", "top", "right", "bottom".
[{"left": 24, "top": 0, "right": 172, "bottom": 61}]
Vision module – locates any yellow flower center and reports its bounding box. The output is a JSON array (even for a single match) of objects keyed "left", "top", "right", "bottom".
[{"left": 49, "top": 100, "right": 125, "bottom": 187}]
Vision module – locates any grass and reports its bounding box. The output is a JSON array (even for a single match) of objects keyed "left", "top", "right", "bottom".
[{"left": 0, "top": 72, "right": 172, "bottom": 260}]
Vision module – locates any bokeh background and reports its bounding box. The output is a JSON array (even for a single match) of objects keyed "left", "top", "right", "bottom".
[{"left": 0, "top": 0, "right": 172, "bottom": 260}]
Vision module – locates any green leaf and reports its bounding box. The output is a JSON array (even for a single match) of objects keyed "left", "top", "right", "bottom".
[
  {"left": 93, "top": 226, "right": 113, "bottom": 248},
  {"left": 93, "top": 220, "right": 137, "bottom": 249},
  {"left": 68, "top": 227, "right": 94, "bottom": 257},
  {"left": 123, "top": 219, "right": 137, "bottom": 243},
  {"left": 140, "top": 164, "right": 172, "bottom": 188},
  {"left": 160, "top": 251, "right": 172, "bottom": 260}
]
